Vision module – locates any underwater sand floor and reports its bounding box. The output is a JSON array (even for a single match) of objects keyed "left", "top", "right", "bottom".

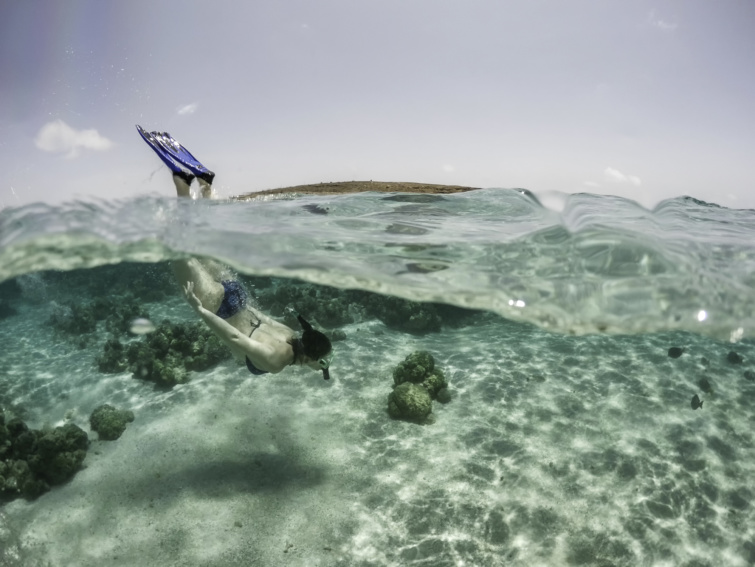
[{"left": 1, "top": 298, "right": 755, "bottom": 566}]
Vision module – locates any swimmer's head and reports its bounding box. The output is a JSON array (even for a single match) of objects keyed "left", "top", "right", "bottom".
[{"left": 297, "top": 314, "right": 333, "bottom": 380}]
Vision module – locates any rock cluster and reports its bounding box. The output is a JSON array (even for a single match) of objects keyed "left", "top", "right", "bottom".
[
  {"left": 89, "top": 404, "right": 135, "bottom": 441},
  {"left": 0, "top": 410, "right": 88, "bottom": 500},
  {"left": 97, "top": 320, "right": 230, "bottom": 387},
  {"left": 248, "top": 276, "right": 477, "bottom": 334},
  {"left": 0, "top": 279, "right": 22, "bottom": 321},
  {"left": 49, "top": 293, "right": 150, "bottom": 337},
  {"left": 44, "top": 262, "right": 175, "bottom": 303},
  {"left": 0, "top": 300, "right": 17, "bottom": 321},
  {"left": 387, "top": 351, "right": 451, "bottom": 423}
]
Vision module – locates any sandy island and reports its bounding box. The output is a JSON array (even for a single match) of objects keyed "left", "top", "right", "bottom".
[{"left": 233, "top": 180, "right": 481, "bottom": 199}]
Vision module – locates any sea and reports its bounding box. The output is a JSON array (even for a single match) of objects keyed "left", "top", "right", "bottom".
[{"left": 0, "top": 188, "right": 754, "bottom": 566}]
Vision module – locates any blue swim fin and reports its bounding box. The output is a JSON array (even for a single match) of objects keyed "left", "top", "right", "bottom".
[{"left": 136, "top": 125, "right": 215, "bottom": 185}]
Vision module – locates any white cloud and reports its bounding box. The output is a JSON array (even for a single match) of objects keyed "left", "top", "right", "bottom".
[
  {"left": 604, "top": 167, "right": 641, "bottom": 186},
  {"left": 649, "top": 10, "right": 678, "bottom": 32},
  {"left": 583, "top": 181, "right": 600, "bottom": 188},
  {"left": 34, "top": 119, "right": 113, "bottom": 158},
  {"left": 177, "top": 102, "right": 199, "bottom": 115},
  {"left": 442, "top": 164, "right": 455, "bottom": 173}
]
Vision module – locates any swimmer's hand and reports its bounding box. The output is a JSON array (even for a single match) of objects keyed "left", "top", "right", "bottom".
[{"left": 184, "top": 282, "right": 203, "bottom": 312}]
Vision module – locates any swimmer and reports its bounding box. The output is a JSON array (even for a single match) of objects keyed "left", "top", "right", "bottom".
[{"left": 136, "top": 126, "right": 333, "bottom": 379}]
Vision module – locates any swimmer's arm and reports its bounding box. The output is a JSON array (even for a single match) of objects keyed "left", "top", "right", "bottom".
[{"left": 184, "top": 283, "right": 287, "bottom": 372}]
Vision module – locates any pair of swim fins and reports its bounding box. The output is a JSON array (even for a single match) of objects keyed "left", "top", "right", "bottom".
[{"left": 136, "top": 125, "right": 215, "bottom": 185}]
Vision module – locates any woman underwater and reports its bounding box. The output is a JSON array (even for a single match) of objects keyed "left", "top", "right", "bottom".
[{"left": 136, "top": 125, "right": 333, "bottom": 380}]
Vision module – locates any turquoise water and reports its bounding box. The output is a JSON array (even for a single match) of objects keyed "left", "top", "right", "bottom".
[{"left": 1, "top": 189, "right": 754, "bottom": 566}]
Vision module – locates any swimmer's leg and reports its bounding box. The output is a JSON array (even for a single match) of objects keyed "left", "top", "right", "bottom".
[
  {"left": 198, "top": 177, "right": 215, "bottom": 199},
  {"left": 136, "top": 125, "right": 216, "bottom": 198},
  {"left": 172, "top": 172, "right": 194, "bottom": 198},
  {"left": 198, "top": 258, "right": 231, "bottom": 281},
  {"left": 172, "top": 258, "right": 226, "bottom": 313}
]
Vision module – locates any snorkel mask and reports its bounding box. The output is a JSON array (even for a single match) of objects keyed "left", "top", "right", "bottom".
[{"left": 318, "top": 352, "right": 333, "bottom": 380}]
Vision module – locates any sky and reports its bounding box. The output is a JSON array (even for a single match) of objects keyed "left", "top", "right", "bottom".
[{"left": 1, "top": 0, "right": 753, "bottom": 210}]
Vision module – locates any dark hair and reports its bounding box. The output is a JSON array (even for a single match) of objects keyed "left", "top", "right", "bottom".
[
  {"left": 302, "top": 328, "right": 331, "bottom": 359},
  {"left": 297, "top": 315, "right": 332, "bottom": 359}
]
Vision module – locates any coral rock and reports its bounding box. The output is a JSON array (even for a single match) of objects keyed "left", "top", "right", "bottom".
[
  {"left": 89, "top": 404, "right": 135, "bottom": 441},
  {"left": 388, "top": 383, "right": 433, "bottom": 421}
]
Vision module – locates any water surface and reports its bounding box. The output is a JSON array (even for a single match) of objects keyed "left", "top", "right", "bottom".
[{"left": 1, "top": 189, "right": 754, "bottom": 566}]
